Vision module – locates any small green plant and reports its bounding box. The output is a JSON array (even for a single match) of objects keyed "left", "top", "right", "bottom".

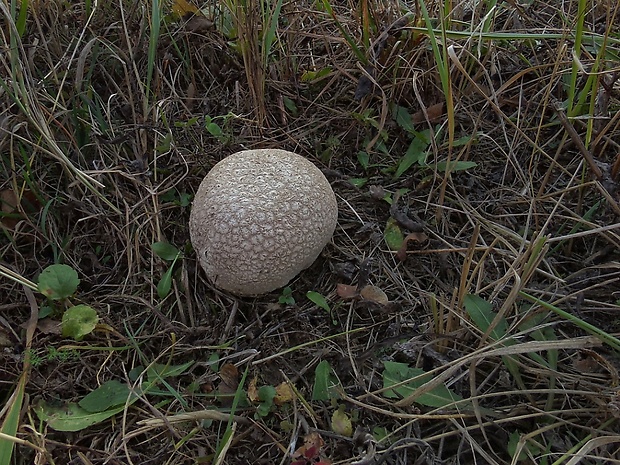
[
  {"left": 151, "top": 242, "right": 183, "bottom": 298},
  {"left": 278, "top": 287, "right": 295, "bottom": 305},
  {"left": 391, "top": 104, "right": 477, "bottom": 178},
  {"left": 35, "top": 360, "right": 194, "bottom": 432},
  {"left": 29, "top": 347, "right": 80, "bottom": 368},
  {"left": 255, "top": 385, "right": 276, "bottom": 417},
  {"left": 159, "top": 189, "right": 192, "bottom": 207},
  {"left": 36, "top": 264, "right": 99, "bottom": 341}
]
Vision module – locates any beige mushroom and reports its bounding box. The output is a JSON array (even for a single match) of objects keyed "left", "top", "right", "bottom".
[{"left": 189, "top": 149, "right": 338, "bottom": 295}]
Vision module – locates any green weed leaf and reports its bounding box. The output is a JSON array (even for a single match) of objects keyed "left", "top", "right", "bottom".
[
  {"left": 301, "top": 67, "right": 332, "bottom": 82},
  {"left": 79, "top": 380, "right": 134, "bottom": 413},
  {"left": 35, "top": 400, "right": 124, "bottom": 432},
  {"left": 256, "top": 385, "right": 276, "bottom": 417},
  {"left": 463, "top": 294, "right": 507, "bottom": 340},
  {"left": 384, "top": 218, "right": 404, "bottom": 251},
  {"left": 146, "top": 360, "right": 194, "bottom": 381},
  {"left": 392, "top": 104, "right": 415, "bottom": 133},
  {"left": 434, "top": 160, "right": 477, "bottom": 173},
  {"left": 349, "top": 178, "right": 368, "bottom": 188},
  {"left": 37, "top": 264, "right": 79, "bottom": 300},
  {"left": 283, "top": 96, "right": 298, "bottom": 116},
  {"left": 62, "top": 305, "right": 98, "bottom": 341},
  {"left": 307, "top": 291, "right": 330, "bottom": 312},
  {"left": 206, "top": 121, "right": 223, "bottom": 138},
  {"left": 312, "top": 360, "right": 340, "bottom": 401},
  {"left": 395, "top": 133, "right": 430, "bottom": 178},
  {"left": 382, "top": 361, "right": 464, "bottom": 408},
  {"left": 157, "top": 267, "right": 174, "bottom": 299},
  {"left": 152, "top": 242, "right": 181, "bottom": 261},
  {"left": 357, "top": 151, "right": 369, "bottom": 169}
]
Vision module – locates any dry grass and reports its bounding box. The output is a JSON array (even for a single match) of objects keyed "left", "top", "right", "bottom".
[{"left": 1, "top": 0, "right": 620, "bottom": 464}]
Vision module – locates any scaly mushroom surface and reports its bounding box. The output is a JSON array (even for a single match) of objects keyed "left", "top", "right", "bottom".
[{"left": 189, "top": 149, "right": 338, "bottom": 295}]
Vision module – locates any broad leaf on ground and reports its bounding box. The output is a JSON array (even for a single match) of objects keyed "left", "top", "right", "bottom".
[
  {"left": 38, "top": 264, "right": 79, "bottom": 300},
  {"left": 62, "top": 305, "right": 98, "bottom": 341},
  {"left": 382, "top": 361, "right": 464, "bottom": 408}
]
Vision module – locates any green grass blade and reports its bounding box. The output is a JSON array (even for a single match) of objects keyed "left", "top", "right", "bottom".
[
  {"left": 519, "top": 291, "right": 620, "bottom": 352},
  {"left": 0, "top": 375, "right": 25, "bottom": 465},
  {"left": 15, "top": 0, "right": 28, "bottom": 37},
  {"left": 321, "top": 0, "right": 367, "bottom": 64},
  {"left": 263, "top": 0, "right": 283, "bottom": 65},
  {"left": 146, "top": 0, "right": 162, "bottom": 103},
  {"left": 213, "top": 367, "right": 248, "bottom": 464},
  {"left": 567, "top": 0, "right": 587, "bottom": 115}
]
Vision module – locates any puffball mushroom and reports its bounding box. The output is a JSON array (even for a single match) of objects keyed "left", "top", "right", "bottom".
[{"left": 189, "top": 149, "right": 338, "bottom": 295}]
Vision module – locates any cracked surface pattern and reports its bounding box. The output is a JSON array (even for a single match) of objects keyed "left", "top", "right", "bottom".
[{"left": 189, "top": 149, "right": 338, "bottom": 295}]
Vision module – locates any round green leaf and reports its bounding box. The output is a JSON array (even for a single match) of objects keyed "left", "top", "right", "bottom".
[
  {"left": 37, "top": 264, "right": 79, "bottom": 300},
  {"left": 62, "top": 305, "right": 98, "bottom": 341}
]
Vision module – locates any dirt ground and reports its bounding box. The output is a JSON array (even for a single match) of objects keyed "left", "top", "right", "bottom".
[{"left": 1, "top": 1, "right": 620, "bottom": 464}]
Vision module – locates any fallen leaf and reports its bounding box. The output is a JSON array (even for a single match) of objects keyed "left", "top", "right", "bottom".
[
  {"left": 572, "top": 349, "right": 616, "bottom": 377},
  {"left": 412, "top": 102, "right": 445, "bottom": 124},
  {"left": 336, "top": 283, "right": 358, "bottom": 300},
  {"left": 331, "top": 405, "right": 353, "bottom": 437},
  {"left": 368, "top": 184, "right": 386, "bottom": 200},
  {"left": 396, "top": 231, "right": 428, "bottom": 262},
  {"left": 0, "top": 188, "right": 41, "bottom": 229},
  {"left": 217, "top": 363, "right": 239, "bottom": 406},
  {"left": 247, "top": 376, "right": 259, "bottom": 402},
  {"left": 274, "top": 382, "right": 295, "bottom": 405},
  {"left": 37, "top": 318, "right": 62, "bottom": 335},
  {"left": 292, "top": 431, "right": 324, "bottom": 461},
  {"left": 360, "top": 285, "right": 389, "bottom": 305},
  {"left": 172, "top": 0, "right": 198, "bottom": 16},
  {"left": 219, "top": 363, "right": 238, "bottom": 386},
  {"left": 184, "top": 15, "right": 214, "bottom": 33}
]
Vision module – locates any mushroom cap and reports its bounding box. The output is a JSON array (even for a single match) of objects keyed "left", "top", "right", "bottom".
[{"left": 189, "top": 149, "right": 338, "bottom": 295}]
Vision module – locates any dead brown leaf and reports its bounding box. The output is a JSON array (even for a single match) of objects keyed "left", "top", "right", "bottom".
[
  {"left": 396, "top": 232, "right": 428, "bottom": 262},
  {"left": 411, "top": 102, "right": 445, "bottom": 124},
  {"left": 291, "top": 431, "right": 325, "bottom": 462},
  {"left": 0, "top": 327, "right": 12, "bottom": 347},
  {"left": 1, "top": 188, "right": 41, "bottom": 229},
  {"left": 36, "top": 318, "right": 62, "bottom": 335},
  {"left": 184, "top": 15, "right": 215, "bottom": 33},
  {"left": 360, "top": 285, "right": 389, "bottom": 305},
  {"left": 217, "top": 362, "right": 239, "bottom": 406},
  {"left": 336, "top": 283, "right": 358, "bottom": 300}
]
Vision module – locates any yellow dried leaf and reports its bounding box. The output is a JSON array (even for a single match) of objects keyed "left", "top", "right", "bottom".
[
  {"left": 331, "top": 405, "right": 352, "bottom": 437},
  {"left": 172, "top": 0, "right": 198, "bottom": 17},
  {"left": 247, "top": 376, "right": 259, "bottom": 402},
  {"left": 274, "top": 382, "right": 295, "bottom": 405}
]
